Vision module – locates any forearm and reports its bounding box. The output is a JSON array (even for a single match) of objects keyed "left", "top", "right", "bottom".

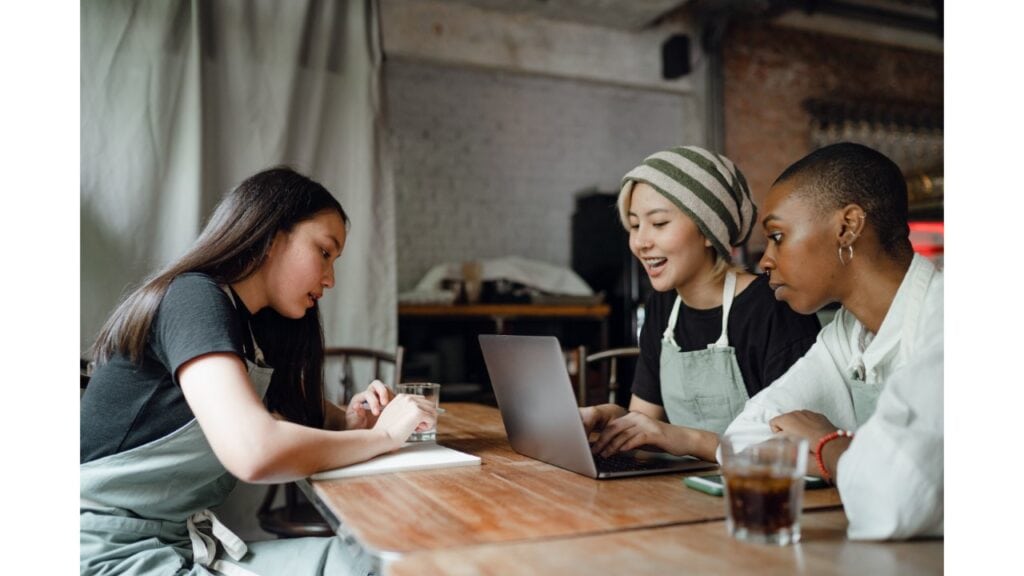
[
  {"left": 180, "top": 354, "right": 403, "bottom": 483},
  {"left": 665, "top": 425, "right": 720, "bottom": 461},
  {"left": 241, "top": 418, "right": 396, "bottom": 483},
  {"left": 727, "top": 330, "right": 852, "bottom": 454},
  {"left": 819, "top": 436, "right": 852, "bottom": 482},
  {"left": 598, "top": 403, "right": 628, "bottom": 421}
]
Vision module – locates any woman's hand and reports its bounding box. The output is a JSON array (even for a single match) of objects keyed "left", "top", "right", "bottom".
[
  {"left": 769, "top": 410, "right": 838, "bottom": 446},
  {"left": 590, "top": 411, "right": 669, "bottom": 458},
  {"left": 371, "top": 393, "right": 438, "bottom": 448},
  {"left": 580, "top": 405, "right": 608, "bottom": 435},
  {"left": 580, "top": 403, "right": 628, "bottom": 436},
  {"left": 770, "top": 410, "right": 851, "bottom": 478},
  {"left": 345, "top": 379, "right": 394, "bottom": 430}
]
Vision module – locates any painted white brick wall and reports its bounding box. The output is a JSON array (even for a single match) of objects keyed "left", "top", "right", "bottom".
[{"left": 387, "top": 59, "right": 704, "bottom": 290}]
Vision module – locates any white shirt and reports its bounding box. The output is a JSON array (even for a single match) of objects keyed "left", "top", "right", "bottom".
[
  {"left": 720, "top": 254, "right": 943, "bottom": 537},
  {"left": 723, "top": 255, "right": 941, "bottom": 446},
  {"left": 838, "top": 326, "right": 943, "bottom": 539}
]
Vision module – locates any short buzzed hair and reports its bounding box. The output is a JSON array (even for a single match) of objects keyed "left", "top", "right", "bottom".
[{"left": 774, "top": 142, "right": 912, "bottom": 259}]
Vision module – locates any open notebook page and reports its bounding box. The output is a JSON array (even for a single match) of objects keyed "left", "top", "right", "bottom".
[{"left": 309, "top": 442, "right": 480, "bottom": 480}]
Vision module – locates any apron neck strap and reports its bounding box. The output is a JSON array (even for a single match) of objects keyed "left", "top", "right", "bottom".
[
  {"left": 219, "top": 285, "right": 268, "bottom": 367},
  {"left": 713, "top": 271, "right": 737, "bottom": 348},
  {"left": 663, "top": 296, "right": 683, "bottom": 347},
  {"left": 662, "top": 271, "right": 738, "bottom": 349}
]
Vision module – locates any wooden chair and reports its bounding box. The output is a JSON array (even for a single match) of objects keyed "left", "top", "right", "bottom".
[
  {"left": 256, "top": 345, "right": 404, "bottom": 538},
  {"left": 573, "top": 346, "right": 640, "bottom": 406},
  {"left": 325, "top": 346, "right": 404, "bottom": 406}
]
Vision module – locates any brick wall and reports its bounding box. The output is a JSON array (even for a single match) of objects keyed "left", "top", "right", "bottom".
[
  {"left": 722, "top": 21, "right": 943, "bottom": 252},
  {"left": 387, "top": 59, "right": 704, "bottom": 291}
]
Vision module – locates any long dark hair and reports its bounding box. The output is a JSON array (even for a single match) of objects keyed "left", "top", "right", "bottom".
[{"left": 90, "top": 167, "right": 349, "bottom": 427}]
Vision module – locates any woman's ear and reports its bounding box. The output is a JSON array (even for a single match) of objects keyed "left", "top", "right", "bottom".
[
  {"left": 265, "top": 230, "right": 286, "bottom": 260},
  {"left": 837, "top": 204, "right": 866, "bottom": 246}
]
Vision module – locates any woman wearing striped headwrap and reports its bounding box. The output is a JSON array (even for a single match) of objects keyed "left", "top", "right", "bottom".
[{"left": 582, "top": 145, "right": 821, "bottom": 462}]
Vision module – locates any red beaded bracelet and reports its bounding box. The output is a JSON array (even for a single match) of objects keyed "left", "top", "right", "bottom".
[{"left": 815, "top": 429, "right": 854, "bottom": 483}]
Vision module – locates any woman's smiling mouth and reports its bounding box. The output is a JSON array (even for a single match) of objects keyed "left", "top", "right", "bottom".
[{"left": 642, "top": 257, "right": 667, "bottom": 271}]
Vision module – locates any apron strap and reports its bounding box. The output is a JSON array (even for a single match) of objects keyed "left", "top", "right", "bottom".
[
  {"left": 662, "top": 271, "right": 739, "bottom": 350},
  {"left": 220, "top": 285, "right": 268, "bottom": 367},
  {"left": 81, "top": 501, "right": 262, "bottom": 576},
  {"left": 663, "top": 296, "right": 683, "bottom": 349},
  {"left": 712, "top": 271, "right": 737, "bottom": 348},
  {"left": 187, "top": 509, "right": 251, "bottom": 566}
]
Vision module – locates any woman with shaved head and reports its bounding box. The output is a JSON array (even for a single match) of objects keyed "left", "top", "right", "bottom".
[{"left": 723, "top": 142, "right": 944, "bottom": 540}]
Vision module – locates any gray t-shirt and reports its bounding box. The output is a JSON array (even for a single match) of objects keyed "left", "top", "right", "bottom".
[{"left": 80, "top": 273, "right": 254, "bottom": 463}]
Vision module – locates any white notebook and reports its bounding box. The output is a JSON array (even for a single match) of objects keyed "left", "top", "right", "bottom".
[{"left": 310, "top": 442, "right": 481, "bottom": 480}]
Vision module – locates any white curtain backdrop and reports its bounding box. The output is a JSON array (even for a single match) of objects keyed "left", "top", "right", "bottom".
[{"left": 81, "top": 0, "right": 397, "bottom": 405}]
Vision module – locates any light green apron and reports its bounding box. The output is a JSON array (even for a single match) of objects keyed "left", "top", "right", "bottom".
[
  {"left": 848, "top": 328, "right": 881, "bottom": 426},
  {"left": 80, "top": 288, "right": 369, "bottom": 576},
  {"left": 659, "top": 271, "right": 748, "bottom": 436}
]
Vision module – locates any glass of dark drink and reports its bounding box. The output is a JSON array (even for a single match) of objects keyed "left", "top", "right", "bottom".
[{"left": 720, "top": 436, "right": 809, "bottom": 545}]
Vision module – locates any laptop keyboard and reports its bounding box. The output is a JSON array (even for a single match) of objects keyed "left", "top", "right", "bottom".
[{"left": 594, "top": 452, "right": 679, "bottom": 473}]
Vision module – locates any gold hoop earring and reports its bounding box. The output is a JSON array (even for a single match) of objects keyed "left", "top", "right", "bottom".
[{"left": 838, "top": 245, "right": 854, "bottom": 266}]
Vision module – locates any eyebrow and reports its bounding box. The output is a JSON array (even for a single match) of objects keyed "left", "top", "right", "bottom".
[
  {"left": 761, "top": 214, "right": 781, "bottom": 227},
  {"left": 327, "top": 235, "right": 341, "bottom": 253},
  {"left": 628, "top": 208, "right": 672, "bottom": 218}
]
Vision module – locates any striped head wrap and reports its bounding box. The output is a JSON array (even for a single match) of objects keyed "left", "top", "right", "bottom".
[{"left": 618, "top": 145, "right": 756, "bottom": 261}]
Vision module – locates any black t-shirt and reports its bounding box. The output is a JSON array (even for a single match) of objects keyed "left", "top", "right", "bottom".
[
  {"left": 80, "top": 273, "right": 257, "bottom": 464},
  {"left": 631, "top": 274, "right": 821, "bottom": 406}
]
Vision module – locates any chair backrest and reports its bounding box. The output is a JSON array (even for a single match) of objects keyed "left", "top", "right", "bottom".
[
  {"left": 573, "top": 346, "right": 640, "bottom": 406},
  {"left": 256, "top": 346, "right": 404, "bottom": 540},
  {"left": 323, "top": 346, "right": 404, "bottom": 405},
  {"left": 81, "top": 357, "right": 95, "bottom": 397}
]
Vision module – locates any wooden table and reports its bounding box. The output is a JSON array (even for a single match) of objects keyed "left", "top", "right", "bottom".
[
  {"left": 387, "top": 509, "right": 943, "bottom": 576},
  {"left": 301, "top": 403, "right": 842, "bottom": 570}
]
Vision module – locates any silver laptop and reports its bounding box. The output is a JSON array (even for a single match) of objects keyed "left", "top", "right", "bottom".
[{"left": 479, "top": 334, "right": 717, "bottom": 479}]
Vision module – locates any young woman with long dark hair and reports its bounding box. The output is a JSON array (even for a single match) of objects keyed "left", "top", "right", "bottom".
[{"left": 81, "top": 167, "right": 434, "bottom": 575}]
